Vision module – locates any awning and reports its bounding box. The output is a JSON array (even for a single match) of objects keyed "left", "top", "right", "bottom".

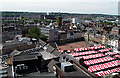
[
  {"left": 84, "top": 57, "right": 116, "bottom": 65},
  {"left": 73, "top": 48, "right": 88, "bottom": 52},
  {"left": 89, "top": 46, "right": 105, "bottom": 50},
  {"left": 59, "top": 50, "right": 63, "bottom": 53},
  {"left": 67, "top": 50, "right": 71, "bottom": 53},
  {"left": 95, "top": 67, "right": 120, "bottom": 76},
  {"left": 98, "top": 48, "right": 111, "bottom": 52},
  {"left": 105, "top": 52, "right": 118, "bottom": 55},
  {"left": 88, "top": 60, "right": 120, "bottom": 72},
  {"left": 114, "top": 55, "right": 120, "bottom": 58},
  {"left": 76, "top": 53, "right": 105, "bottom": 60},
  {"left": 69, "top": 51, "right": 97, "bottom": 57}
]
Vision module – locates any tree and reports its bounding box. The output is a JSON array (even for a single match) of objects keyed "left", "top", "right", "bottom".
[
  {"left": 28, "top": 27, "right": 48, "bottom": 41},
  {"left": 39, "top": 34, "right": 48, "bottom": 41},
  {"left": 28, "top": 27, "right": 40, "bottom": 39},
  {"left": 105, "top": 22, "right": 113, "bottom": 25}
]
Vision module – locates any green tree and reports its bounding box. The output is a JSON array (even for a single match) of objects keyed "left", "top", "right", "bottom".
[
  {"left": 39, "top": 34, "right": 48, "bottom": 41},
  {"left": 28, "top": 27, "right": 48, "bottom": 41},
  {"left": 28, "top": 27, "right": 40, "bottom": 39},
  {"left": 105, "top": 22, "right": 113, "bottom": 25}
]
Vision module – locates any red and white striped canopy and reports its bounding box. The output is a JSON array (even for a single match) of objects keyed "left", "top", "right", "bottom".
[
  {"left": 69, "top": 51, "right": 98, "bottom": 57},
  {"left": 67, "top": 50, "right": 71, "bottom": 53},
  {"left": 59, "top": 50, "right": 63, "bottom": 53},
  {"left": 88, "top": 60, "right": 120, "bottom": 72},
  {"left": 89, "top": 46, "right": 105, "bottom": 50},
  {"left": 114, "top": 55, "right": 120, "bottom": 58},
  {"left": 76, "top": 53, "right": 105, "bottom": 60},
  {"left": 105, "top": 52, "right": 118, "bottom": 55},
  {"left": 95, "top": 67, "right": 120, "bottom": 76},
  {"left": 73, "top": 48, "right": 88, "bottom": 52},
  {"left": 84, "top": 57, "right": 116, "bottom": 65},
  {"left": 98, "top": 48, "right": 111, "bottom": 53}
]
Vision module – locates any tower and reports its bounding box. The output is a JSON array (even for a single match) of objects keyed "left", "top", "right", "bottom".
[
  {"left": 56, "top": 12, "right": 62, "bottom": 29},
  {"left": 57, "top": 17, "right": 62, "bottom": 27}
]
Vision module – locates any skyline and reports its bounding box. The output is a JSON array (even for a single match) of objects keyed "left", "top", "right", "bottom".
[{"left": 0, "top": 0, "right": 119, "bottom": 15}]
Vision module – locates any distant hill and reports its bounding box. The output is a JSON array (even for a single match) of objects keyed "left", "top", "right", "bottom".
[{"left": 1, "top": 11, "right": 117, "bottom": 19}]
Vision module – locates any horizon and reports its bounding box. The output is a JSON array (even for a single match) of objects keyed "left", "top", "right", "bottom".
[
  {"left": 0, "top": 0, "right": 119, "bottom": 15},
  {"left": 1, "top": 11, "right": 117, "bottom": 16}
]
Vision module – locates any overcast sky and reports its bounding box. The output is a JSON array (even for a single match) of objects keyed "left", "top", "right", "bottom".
[{"left": 0, "top": 0, "right": 119, "bottom": 15}]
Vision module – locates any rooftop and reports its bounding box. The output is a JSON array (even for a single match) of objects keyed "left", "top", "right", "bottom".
[
  {"left": 65, "top": 46, "right": 120, "bottom": 77},
  {"left": 18, "top": 72, "right": 56, "bottom": 78},
  {"left": 13, "top": 48, "right": 43, "bottom": 61},
  {"left": 7, "top": 66, "right": 56, "bottom": 78},
  {"left": 13, "top": 45, "right": 57, "bottom": 61},
  {"left": 55, "top": 62, "right": 91, "bottom": 78},
  {"left": 13, "top": 52, "right": 40, "bottom": 61},
  {"left": 41, "top": 51, "right": 56, "bottom": 60},
  {"left": 3, "top": 40, "right": 27, "bottom": 49}
]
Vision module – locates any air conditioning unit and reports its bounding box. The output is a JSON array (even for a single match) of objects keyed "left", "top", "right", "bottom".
[
  {"left": 25, "top": 66, "right": 28, "bottom": 70},
  {"left": 16, "top": 64, "right": 26, "bottom": 70},
  {"left": 18, "top": 66, "right": 22, "bottom": 70},
  {"left": 61, "top": 62, "right": 73, "bottom": 72}
]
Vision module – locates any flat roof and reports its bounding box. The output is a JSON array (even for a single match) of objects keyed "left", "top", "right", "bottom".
[
  {"left": 3, "top": 40, "right": 26, "bottom": 49},
  {"left": 56, "top": 63, "right": 91, "bottom": 78},
  {"left": 7, "top": 66, "right": 56, "bottom": 78},
  {"left": 14, "top": 55, "right": 38, "bottom": 61},
  {"left": 18, "top": 72, "right": 56, "bottom": 78},
  {"left": 13, "top": 50, "right": 41, "bottom": 61}
]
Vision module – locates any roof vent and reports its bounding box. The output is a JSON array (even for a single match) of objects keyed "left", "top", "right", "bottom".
[{"left": 61, "top": 62, "right": 73, "bottom": 72}]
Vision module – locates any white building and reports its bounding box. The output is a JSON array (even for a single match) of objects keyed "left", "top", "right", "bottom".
[
  {"left": 72, "top": 18, "right": 85, "bottom": 24},
  {"left": 72, "top": 18, "right": 75, "bottom": 24},
  {"left": 108, "top": 35, "right": 120, "bottom": 53}
]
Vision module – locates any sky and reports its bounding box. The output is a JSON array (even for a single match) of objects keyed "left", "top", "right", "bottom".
[{"left": 0, "top": 0, "right": 119, "bottom": 15}]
